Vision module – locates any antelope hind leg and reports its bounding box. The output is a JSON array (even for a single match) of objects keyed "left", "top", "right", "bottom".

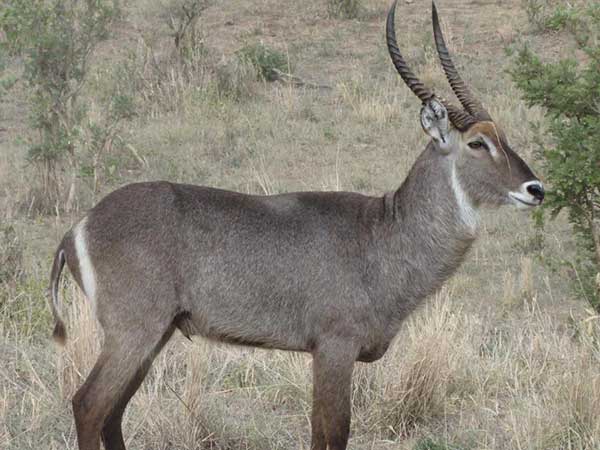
[
  {"left": 72, "top": 326, "right": 173, "bottom": 450},
  {"left": 100, "top": 325, "right": 176, "bottom": 450}
]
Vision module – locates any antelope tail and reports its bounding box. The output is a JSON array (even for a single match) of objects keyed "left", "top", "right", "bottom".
[{"left": 49, "top": 243, "right": 67, "bottom": 345}]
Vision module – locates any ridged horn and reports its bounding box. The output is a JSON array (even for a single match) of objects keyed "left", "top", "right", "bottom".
[
  {"left": 386, "top": 0, "right": 433, "bottom": 103},
  {"left": 386, "top": 0, "right": 476, "bottom": 130},
  {"left": 431, "top": 1, "right": 492, "bottom": 121}
]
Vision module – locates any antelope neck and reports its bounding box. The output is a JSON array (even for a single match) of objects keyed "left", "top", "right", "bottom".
[{"left": 372, "top": 145, "right": 478, "bottom": 324}]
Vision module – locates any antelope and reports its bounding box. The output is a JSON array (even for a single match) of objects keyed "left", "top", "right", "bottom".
[{"left": 48, "top": 1, "right": 544, "bottom": 449}]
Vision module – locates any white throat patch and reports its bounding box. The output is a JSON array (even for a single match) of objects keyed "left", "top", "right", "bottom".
[
  {"left": 451, "top": 163, "right": 478, "bottom": 232},
  {"left": 74, "top": 216, "right": 97, "bottom": 315}
]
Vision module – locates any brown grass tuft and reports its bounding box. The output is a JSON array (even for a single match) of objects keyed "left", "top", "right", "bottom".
[
  {"left": 374, "top": 291, "right": 473, "bottom": 438},
  {"left": 57, "top": 284, "right": 101, "bottom": 400}
]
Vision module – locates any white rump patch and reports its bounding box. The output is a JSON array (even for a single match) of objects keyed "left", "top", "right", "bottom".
[
  {"left": 451, "top": 164, "right": 478, "bottom": 232},
  {"left": 74, "top": 217, "right": 97, "bottom": 315}
]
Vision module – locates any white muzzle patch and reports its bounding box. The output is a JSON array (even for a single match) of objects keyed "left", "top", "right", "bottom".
[{"left": 509, "top": 180, "right": 544, "bottom": 209}]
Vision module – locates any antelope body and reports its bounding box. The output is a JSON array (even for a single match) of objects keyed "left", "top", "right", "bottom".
[{"left": 48, "top": 2, "right": 544, "bottom": 449}]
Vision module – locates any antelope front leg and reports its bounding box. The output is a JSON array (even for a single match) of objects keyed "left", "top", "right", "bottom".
[
  {"left": 311, "top": 340, "right": 357, "bottom": 450},
  {"left": 310, "top": 376, "right": 326, "bottom": 450}
]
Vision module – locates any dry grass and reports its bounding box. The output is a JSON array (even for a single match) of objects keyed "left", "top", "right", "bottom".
[
  {"left": 1, "top": 0, "right": 598, "bottom": 448},
  {"left": 2, "top": 277, "right": 599, "bottom": 449}
]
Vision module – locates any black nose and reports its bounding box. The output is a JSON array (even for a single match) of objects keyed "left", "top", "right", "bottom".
[{"left": 527, "top": 182, "right": 545, "bottom": 202}]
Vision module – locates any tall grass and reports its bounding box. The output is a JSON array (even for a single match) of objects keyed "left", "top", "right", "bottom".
[{"left": 3, "top": 275, "right": 598, "bottom": 449}]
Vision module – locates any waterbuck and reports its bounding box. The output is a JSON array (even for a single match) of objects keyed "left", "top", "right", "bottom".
[{"left": 48, "top": 1, "right": 544, "bottom": 449}]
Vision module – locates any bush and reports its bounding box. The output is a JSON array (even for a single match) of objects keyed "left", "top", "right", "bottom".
[
  {"left": 0, "top": 0, "right": 38, "bottom": 55},
  {"left": 0, "top": 0, "right": 121, "bottom": 212},
  {"left": 236, "top": 42, "right": 290, "bottom": 82},
  {"left": 327, "top": 0, "right": 363, "bottom": 19},
  {"left": 215, "top": 56, "right": 259, "bottom": 100},
  {"left": 523, "top": 0, "right": 587, "bottom": 34},
  {"left": 414, "top": 438, "right": 466, "bottom": 450},
  {"left": 511, "top": 3, "right": 600, "bottom": 309},
  {"left": 105, "top": 0, "right": 211, "bottom": 116},
  {"left": 160, "top": 0, "right": 209, "bottom": 57},
  {"left": 522, "top": 0, "right": 565, "bottom": 32},
  {"left": 0, "top": 225, "right": 23, "bottom": 284}
]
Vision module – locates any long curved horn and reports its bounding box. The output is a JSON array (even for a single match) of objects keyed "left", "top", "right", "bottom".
[
  {"left": 386, "top": 0, "right": 433, "bottom": 103},
  {"left": 386, "top": 0, "right": 476, "bottom": 130},
  {"left": 431, "top": 1, "right": 492, "bottom": 121}
]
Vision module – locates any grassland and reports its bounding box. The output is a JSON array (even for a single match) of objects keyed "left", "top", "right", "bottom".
[{"left": 1, "top": 0, "right": 599, "bottom": 449}]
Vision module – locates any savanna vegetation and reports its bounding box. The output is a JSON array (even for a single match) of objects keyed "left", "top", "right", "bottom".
[{"left": 1, "top": 0, "right": 599, "bottom": 449}]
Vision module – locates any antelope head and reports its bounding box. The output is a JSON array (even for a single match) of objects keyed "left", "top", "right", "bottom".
[{"left": 386, "top": 0, "right": 544, "bottom": 209}]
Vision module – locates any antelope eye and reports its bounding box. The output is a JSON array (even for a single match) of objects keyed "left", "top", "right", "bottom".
[{"left": 468, "top": 141, "right": 487, "bottom": 150}]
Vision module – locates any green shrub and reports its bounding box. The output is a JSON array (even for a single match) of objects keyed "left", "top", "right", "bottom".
[
  {"left": 0, "top": 276, "right": 52, "bottom": 338},
  {"left": 523, "top": 0, "right": 556, "bottom": 32},
  {"left": 414, "top": 438, "right": 466, "bottom": 450},
  {"left": 511, "top": 3, "right": 600, "bottom": 310},
  {"left": 327, "top": 0, "right": 363, "bottom": 19},
  {"left": 0, "top": 0, "right": 121, "bottom": 211},
  {"left": 544, "top": 5, "right": 578, "bottom": 31},
  {"left": 523, "top": 0, "right": 582, "bottom": 33},
  {"left": 0, "top": 71, "right": 17, "bottom": 102},
  {"left": 101, "top": 0, "right": 211, "bottom": 117},
  {"left": 236, "top": 42, "right": 290, "bottom": 82},
  {"left": 0, "top": 225, "right": 23, "bottom": 284},
  {"left": 0, "top": 0, "right": 39, "bottom": 55},
  {"left": 160, "top": 0, "right": 209, "bottom": 57},
  {"left": 215, "top": 56, "right": 259, "bottom": 100}
]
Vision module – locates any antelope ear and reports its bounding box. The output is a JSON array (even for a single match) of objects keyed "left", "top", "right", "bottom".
[{"left": 420, "top": 98, "right": 451, "bottom": 152}]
